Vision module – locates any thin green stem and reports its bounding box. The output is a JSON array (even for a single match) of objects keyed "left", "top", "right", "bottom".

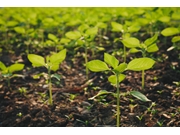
[
  {"left": 123, "top": 45, "right": 126, "bottom": 62},
  {"left": 48, "top": 67, "right": 53, "bottom": 105},
  {"left": 142, "top": 70, "right": 145, "bottom": 90},
  {"left": 116, "top": 73, "right": 120, "bottom": 127}
]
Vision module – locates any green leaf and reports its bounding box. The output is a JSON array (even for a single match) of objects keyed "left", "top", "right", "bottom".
[
  {"left": 65, "top": 31, "right": 81, "bottom": 40},
  {"left": 147, "top": 43, "right": 159, "bottom": 52},
  {"left": 129, "top": 48, "right": 140, "bottom": 53},
  {"left": 171, "top": 36, "right": 180, "bottom": 43},
  {"left": 28, "top": 54, "right": 45, "bottom": 67},
  {"left": 8, "top": 63, "right": 24, "bottom": 73},
  {"left": 78, "top": 24, "right": 89, "bottom": 33},
  {"left": 85, "top": 27, "right": 98, "bottom": 36},
  {"left": 111, "top": 22, "right": 123, "bottom": 32},
  {"left": 104, "top": 53, "right": 119, "bottom": 69},
  {"left": 108, "top": 74, "right": 126, "bottom": 85},
  {"left": 49, "top": 49, "right": 66, "bottom": 64},
  {"left": 51, "top": 73, "right": 61, "bottom": 81},
  {"left": 60, "top": 38, "right": 71, "bottom": 44},
  {"left": 161, "top": 27, "right": 179, "bottom": 36},
  {"left": 51, "top": 64, "right": 59, "bottom": 71},
  {"left": 128, "top": 24, "right": 141, "bottom": 33},
  {"left": 14, "top": 27, "right": 25, "bottom": 34},
  {"left": 86, "top": 60, "right": 110, "bottom": 72},
  {"left": 130, "top": 91, "right": 151, "bottom": 102},
  {"left": 0, "top": 61, "right": 7, "bottom": 71},
  {"left": 88, "top": 90, "right": 113, "bottom": 100},
  {"left": 114, "top": 63, "right": 127, "bottom": 73},
  {"left": 7, "top": 21, "right": 18, "bottom": 27},
  {"left": 144, "top": 33, "right": 158, "bottom": 46},
  {"left": 48, "top": 33, "right": 58, "bottom": 42},
  {"left": 122, "top": 37, "right": 140, "bottom": 48},
  {"left": 158, "top": 16, "right": 170, "bottom": 23},
  {"left": 127, "top": 57, "right": 155, "bottom": 71}
]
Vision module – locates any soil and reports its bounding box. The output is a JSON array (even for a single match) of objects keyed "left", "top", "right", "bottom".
[{"left": 0, "top": 39, "right": 180, "bottom": 127}]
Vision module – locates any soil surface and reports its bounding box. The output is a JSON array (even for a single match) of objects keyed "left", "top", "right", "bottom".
[{"left": 0, "top": 39, "right": 180, "bottom": 127}]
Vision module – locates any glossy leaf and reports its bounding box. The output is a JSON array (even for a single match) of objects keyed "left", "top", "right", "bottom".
[
  {"left": 171, "top": 36, "right": 180, "bottom": 43},
  {"left": 147, "top": 43, "right": 159, "bottom": 52},
  {"left": 129, "top": 48, "right": 140, "bottom": 53},
  {"left": 49, "top": 49, "right": 66, "bottom": 64},
  {"left": 144, "top": 33, "right": 158, "bottom": 46},
  {"left": 114, "top": 63, "right": 127, "bottom": 73},
  {"left": 104, "top": 53, "right": 119, "bottom": 69},
  {"left": 161, "top": 27, "right": 179, "bottom": 36},
  {"left": 108, "top": 74, "right": 126, "bottom": 85},
  {"left": 86, "top": 60, "right": 110, "bottom": 72},
  {"left": 28, "top": 54, "right": 45, "bottom": 67},
  {"left": 65, "top": 31, "right": 81, "bottom": 40},
  {"left": 14, "top": 27, "right": 25, "bottom": 34},
  {"left": 48, "top": 33, "right": 58, "bottom": 42},
  {"left": 0, "top": 61, "right": 7, "bottom": 71},
  {"left": 85, "top": 27, "right": 98, "bottom": 36},
  {"left": 8, "top": 63, "right": 24, "bottom": 73},
  {"left": 122, "top": 37, "right": 140, "bottom": 48},
  {"left": 130, "top": 91, "right": 151, "bottom": 102},
  {"left": 111, "top": 22, "right": 123, "bottom": 32},
  {"left": 127, "top": 57, "right": 155, "bottom": 71}
]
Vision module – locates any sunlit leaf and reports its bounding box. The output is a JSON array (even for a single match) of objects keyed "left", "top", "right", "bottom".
[
  {"left": 88, "top": 90, "right": 113, "bottom": 100},
  {"left": 104, "top": 53, "right": 119, "bottom": 69},
  {"left": 130, "top": 91, "right": 151, "bottom": 102},
  {"left": 49, "top": 49, "right": 66, "bottom": 64},
  {"left": 122, "top": 37, "right": 140, "bottom": 48},
  {"left": 65, "top": 31, "right": 81, "bottom": 40},
  {"left": 111, "top": 22, "right": 123, "bottom": 32},
  {"left": 0, "top": 61, "right": 7, "bottom": 71},
  {"left": 8, "top": 63, "right": 24, "bottom": 73},
  {"left": 108, "top": 74, "right": 126, "bottom": 85},
  {"left": 161, "top": 27, "right": 179, "bottom": 36},
  {"left": 147, "top": 43, "right": 159, "bottom": 52},
  {"left": 28, "top": 54, "right": 45, "bottom": 67},
  {"left": 171, "top": 36, "right": 180, "bottom": 43},
  {"left": 86, "top": 60, "right": 110, "bottom": 72},
  {"left": 144, "top": 33, "right": 158, "bottom": 46},
  {"left": 14, "top": 27, "right": 25, "bottom": 34},
  {"left": 114, "top": 63, "right": 127, "bottom": 73},
  {"left": 127, "top": 57, "right": 155, "bottom": 71}
]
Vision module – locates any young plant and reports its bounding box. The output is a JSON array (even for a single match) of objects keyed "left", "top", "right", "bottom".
[
  {"left": 27, "top": 49, "right": 66, "bottom": 105},
  {"left": 111, "top": 21, "right": 141, "bottom": 62},
  {"left": 65, "top": 25, "right": 98, "bottom": 80},
  {"left": 0, "top": 61, "right": 24, "bottom": 87},
  {"left": 122, "top": 34, "right": 158, "bottom": 90},
  {"left": 86, "top": 53, "right": 151, "bottom": 127}
]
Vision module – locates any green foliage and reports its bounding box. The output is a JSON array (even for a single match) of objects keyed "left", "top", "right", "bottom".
[
  {"left": 0, "top": 61, "right": 24, "bottom": 87},
  {"left": 161, "top": 27, "right": 179, "bottom": 36},
  {"left": 126, "top": 57, "right": 155, "bottom": 71},
  {"left": 130, "top": 91, "right": 151, "bottom": 102},
  {"left": 28, "top": 49, "right": 66, "bottom": 105}
]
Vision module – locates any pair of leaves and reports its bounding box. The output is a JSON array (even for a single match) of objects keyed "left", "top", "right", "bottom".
[
  {"left": 122, "top": 34, "right": 159, "bottom": 53},
  {"left": 0, "top": 61, "right": 24, "bottom": 74},
  {"left": 28, "top": 49, "right": 66, "bottom": 71}
]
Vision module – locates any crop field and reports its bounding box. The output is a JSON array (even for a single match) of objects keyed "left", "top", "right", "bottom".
[{"left": 0, "top": 7, "right": 180, "bottom": 127}]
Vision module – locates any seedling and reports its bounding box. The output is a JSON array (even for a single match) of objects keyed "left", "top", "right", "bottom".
[
  {"left": 123, "top": 34, "right": 158, "bottom": 90},
  {"left": 18, "top": 87, "right": 27, "bottom": 96},
  {"left": 28, "top": 49, "right": 66, "bottom": 105},
  {"left": 65, "top": 25, "right": 98, "bottom": 80},
  {"left": 111, "top": 21, "right": 141, "bottom": 62},
  {"left": 157, "top": 120, "right": 164, "bottom": 127},
  {"left": 87, "top": 53, "right": 151, "bottom": 127},
  {"left": 0, "top": 61, "right": 24, "bottom": 87}
]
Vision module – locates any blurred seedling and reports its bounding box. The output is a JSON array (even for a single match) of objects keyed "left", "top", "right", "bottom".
[
  {"left": 87, "top": 53, "right": 151, "bottom": 127},
  {"left": 0, "top": 61, "right": 24, "bottom": 88},
  {"left": 28, "top": 49, "right": 66, "bottom": 105}
]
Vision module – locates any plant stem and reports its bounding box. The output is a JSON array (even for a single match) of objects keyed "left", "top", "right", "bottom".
[
  {"left": 48, "top": 67, "right": 53, "bottom": 105},
  {"left": 123, "top": 45, "right": 126, "bottom": 62},
  {"left": 116, "top": 73, "right": 120, "bottom": 127},
  {"left": 142, "top": 70, "right": 145, "bottom": 90}
]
